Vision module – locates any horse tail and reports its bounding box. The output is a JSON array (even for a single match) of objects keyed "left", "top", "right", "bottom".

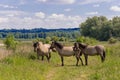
[{"left": 103, "top": 50, "right": 106, "bottom": 61}]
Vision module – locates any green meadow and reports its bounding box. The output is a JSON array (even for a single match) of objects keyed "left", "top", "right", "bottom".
[{"left": 0, "top": 41, "right": 120, "bottom": 80}]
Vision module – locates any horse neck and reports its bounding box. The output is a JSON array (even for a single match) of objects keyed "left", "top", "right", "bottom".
[
  {"left": 39, "top": 44, "right": 48, "bottom": 52},
  {"left": 54, "top": 45, "right": 62, "bottom": 53}
]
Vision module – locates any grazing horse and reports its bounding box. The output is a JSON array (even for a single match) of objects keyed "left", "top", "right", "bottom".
[
  {"left": 50, "top": 41, "right": 83, "bottom": 66},
  {"left": 33, "top": 42, "right": 51, "bottom": 62},
  {"left": 73, "top": 42, "right": 106, "bottom": 65}
]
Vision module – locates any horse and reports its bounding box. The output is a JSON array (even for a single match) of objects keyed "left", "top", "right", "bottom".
[
  {"left": 50, "top": 41, "right": 83, "bottom": 66},
  {"left": 33, "top": 42, "right": 52, "bottom": 62},
  {"left": 73, "top": 42, "right": 106, "bottom": 65}
]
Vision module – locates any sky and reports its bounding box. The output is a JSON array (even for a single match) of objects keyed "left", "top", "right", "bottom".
[{"left": 0, "top": 0, "right": 120, "bottom": 29}]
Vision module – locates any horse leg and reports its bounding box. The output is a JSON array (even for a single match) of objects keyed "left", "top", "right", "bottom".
[
  {"left": 37, "top": 53, "right": 40, "bottom": 60},
  {"left": 41, "top": 55, "right": 44, "bottom": 61},
  {"left": 79, "top": 57, "right": 84, "bottom": 65},
  {"left": 103, "top": 50, "right": 106, "bottom": 61},
  {"left": 99, "top": 51, "right": 106, "bottom": 62},
  {"left": 78, "top": 51, "right": 83, "bottom": 65},
  {"left": 84, "top": 55, "right": 88, "bottom": 65},
  {"left": 46, "top": 55, "right": 49, "bottom": 62},
  {"left": 75, "top": 56, "right": 79, "bottom": 66},
  {"left": 48, "top": 52, "right": 51, "bottom": 60},
  {"left": 61, "top": 56, "right": 64, "bottom": 66}
]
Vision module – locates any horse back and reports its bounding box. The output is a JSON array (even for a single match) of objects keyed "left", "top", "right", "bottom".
[
  {"left": 84, "top": 46, "right": 97, "bottom": 55},
  {"left": 59, "top": 46, "right": 74, "bottom": 56}
]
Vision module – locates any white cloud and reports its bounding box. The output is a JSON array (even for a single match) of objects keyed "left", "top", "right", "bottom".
[
  {"left": 0, "top": 4, "right": 17, "bottom": 9},
  {"left": 0, "top": 11, "right": 82, "bottom": 29},
  {"left": 79, "top": 0, "right": 112, "bottom": 5},
  {"left": 0, "top": 17, "right": 9, "bottom": 23},
  {"left": 86, "top": 11, "right": 98, "bottom": 15},
  {"left": 37, "top": 0, "right": 47, "bottom": 3},
  {"left": 64, "top": 8, "right": 71, "bottom": 12},
  {"left": 35, "top": 12, "right": 45, "bottom": 18},
  {"left": 58, "top": 0, "right": 75, "bottom": 4},
  {"left": 37, "top": 0, "right": 75, "bottom": 4},
  {"left": 48, "top": 14, "right": 65, "bottom": 19},
  {"left": 110, "top": 6, "right": 120, "bottom": 12},
  {"left": 0, "top": 10, "right": 27, "bottom": 17},
  {"left": 93, "top": 4, "right": 100, "bottom": 7}
]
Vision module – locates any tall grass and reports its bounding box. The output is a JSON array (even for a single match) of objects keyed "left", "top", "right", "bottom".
[{"left": 0, "top": 41, "right": 120, "bottom": 80}]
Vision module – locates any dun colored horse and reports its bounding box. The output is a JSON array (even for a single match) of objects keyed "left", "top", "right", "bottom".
[
  {"left": 33, "top": 42, "right": 51, "bottom": 62},
  {"left": 50, "top": 41, "right": 83, "bottom": 66},
  {"left": 73, "top": 42, "right": 106, "bottom": 65}
]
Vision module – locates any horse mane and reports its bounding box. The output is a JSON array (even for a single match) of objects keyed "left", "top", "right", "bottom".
[
  {"left": 33, "top": 42, "right": 39, "bottom": 47},
  {"left": 78, "top": 43, "right": 87, "bottom": 49},
  {"left": 54, "top": 41, "right": 63, "bottom": 49}
]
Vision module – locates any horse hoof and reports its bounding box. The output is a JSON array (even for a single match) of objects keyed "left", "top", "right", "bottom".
[{"left": 61, "top": 64, "right": 64, "bottom": 66}]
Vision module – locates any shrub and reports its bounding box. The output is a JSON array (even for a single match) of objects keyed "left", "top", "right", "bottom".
[
  {"left": 76, "top": 36, "right": 98, "bottom": 44},
  {"left": 4, "top": 35, "right": 18, "bottom": 51},
  {"left": 108, "top": 37, "right": 117, "bottom": 44}
]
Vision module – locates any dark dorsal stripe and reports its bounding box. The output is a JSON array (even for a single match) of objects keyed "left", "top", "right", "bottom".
[{"left": 54, "top": 42, "right": 63, "bottom": 49}]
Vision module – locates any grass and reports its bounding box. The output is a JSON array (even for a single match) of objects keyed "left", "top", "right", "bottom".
[{"left": 0, "top": 41, "right": 120, "bottom": 80}]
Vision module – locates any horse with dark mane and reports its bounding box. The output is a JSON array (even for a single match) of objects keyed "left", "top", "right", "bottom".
[
  {"left": 73, "top": 42, "right": 106, "bottom": 65},
  {"left": 50, "top": 41, "right": 83, "bottom": 66}
]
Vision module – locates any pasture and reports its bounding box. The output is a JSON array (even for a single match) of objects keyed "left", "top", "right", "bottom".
[{"left": 0, "top": 41, "right": 120, "bottom": 80}]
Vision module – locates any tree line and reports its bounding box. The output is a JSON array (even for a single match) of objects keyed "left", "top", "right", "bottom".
[
  {"left": 80, "top": 16, "right": 120, "bottom": 41},
  {"left": 0, "top": 28, "right": 80, "bottom": 40}
]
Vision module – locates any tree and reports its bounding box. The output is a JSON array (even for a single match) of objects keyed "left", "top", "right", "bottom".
[
  {"left": 80, "top": 16, "right": 112, "bottom": 41},
  {"left": 4, "top": 35, "right": 17, "bottom": 51},
  {"left": 112, "top": 16, "right": 120, "bottom": 37},
  {"left": 45, "top": 36, "right": 51, "bottom": 43}
]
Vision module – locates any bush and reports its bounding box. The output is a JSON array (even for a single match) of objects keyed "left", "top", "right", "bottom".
[
  {"left": 108, "top": 37, "right": 117, "bottom": 44},
  {"left": 76, "top": 36, "right": 98, "bottom": 44},
  {"left": 4, "top": 35, "right": 18, "bottom": 51}
]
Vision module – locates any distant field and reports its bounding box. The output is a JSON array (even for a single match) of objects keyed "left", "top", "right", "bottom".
[{"left": 0, "top": 41, "right": 120, "bottom": 80}]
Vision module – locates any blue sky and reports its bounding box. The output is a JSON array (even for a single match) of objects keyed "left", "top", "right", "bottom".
[{"left": 0, "top": 0, "right": 120, "bottom": 29}]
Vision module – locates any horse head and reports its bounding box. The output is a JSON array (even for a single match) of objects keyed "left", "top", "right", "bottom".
[
  {"left": 73, "top": 42, "right": 80, "bottom": 51},
  {"left": 33, "top": 42, "right": 39, "bottom": 52},
  {"left": 50, "top": 41, "right": 63, "bottom": 49},
  {"left": 50, "top": 41, "right": 55, "bottom": 49}
]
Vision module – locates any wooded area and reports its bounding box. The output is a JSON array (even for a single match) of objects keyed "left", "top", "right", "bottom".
[
  {"left": 0, "top": 28, "right": 80, "bottom": 40},
  {"left": 80, "top": 16, "right": 120, "bottom": 41}
]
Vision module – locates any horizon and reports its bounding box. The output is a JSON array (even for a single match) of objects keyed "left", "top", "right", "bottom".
[
  {"left": 0, "top": 0, "right": 120, "bottom": 29},
  {"left": 0, "top": 27, "right": 79, "bottom": 30}
]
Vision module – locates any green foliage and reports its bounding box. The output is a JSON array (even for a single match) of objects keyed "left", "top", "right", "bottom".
[
  {"left": 80, "top": 16, "right": 120, "bottom": 41},
  {"left": 33, "top": 38, "right": 44, "bottom": 43},
  {"left": 2, "top": 57, "right": 14, "bottom": 64},
  {"left": 108, "top": 37, "right": 117, "bottom": 44},
  {"left": 76, "top": 36, "right": 98, "bottom": 44},
  {"left": 4, "top": 35, "right": 18, "bottom": 51},
  {"left": 59, "top": 37, "right": 66, "bottom": 41},
  {"left": 45, "top": 36, "right": 51, "bottom": 44},
  {"left": 0, "top": 28, "right": 80, "bottom": 40},
  {"left": 51, "top": 36, "right": 59, "bottom": 41}
]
